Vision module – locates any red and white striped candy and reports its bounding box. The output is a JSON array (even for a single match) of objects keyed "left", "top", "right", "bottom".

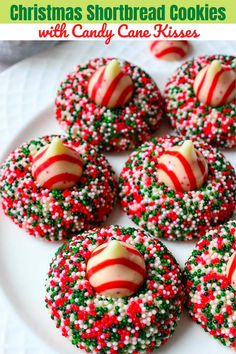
[
  {"left": 87, "top": 59, "right": 134, "bottom": 108},
  {"left": 150, "top": 40, "right": 189, "bottom": 61},
  {"left": 226, "top": 251, "right": 236, "bottom": 291},
  {"left": 194, "top": 60, "right": 236, "bottom": 107},
  {"left": 86, "top": 240, "right": 146, "bottom": 298},
  {"left": 32, "top": 138, "right": 83, "bottom": 190},
  {"left": 157, "top": 140, "right": 208, "bottom": 192}
]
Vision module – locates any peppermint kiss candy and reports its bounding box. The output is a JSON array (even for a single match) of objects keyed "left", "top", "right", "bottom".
[
  {"left": 150, "top": 40, "right": 189, "bottom": 61},
  {"left": 32, "top": 137, "right": 83, "bottom": 190},
  {"left": 157, "top": 140, "right": 208, "bottom": 192},
  {"left": 86, "top": 240, "right": 146, "bottom": 298},
  {"left": 226, "top": 251, "right": 236, "bottom": 291},
  {"left": 193, "top": 60, "right": 236, "bottom": 107},
  {"left": 87, "top": 59, "right": 134, "bottom": 108}
]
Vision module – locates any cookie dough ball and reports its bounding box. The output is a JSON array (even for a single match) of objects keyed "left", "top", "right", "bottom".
[
  {"left": 119, "top": 135, "right": 235, "bottom": 241},
  {"left": 165, "top": 55, "right": 236, "bottom": 149},
  {"left": 185, "top": 221, "right": 236, "bottom": 349},
  {"left": 45, "top": 225, "right": 184, "bottom": 353},
  {"left": 0, "top": 135, "right": 117, "bottom": 241},
  {"left": 55, "top": 57, "right": 164, "bottom": 152}
]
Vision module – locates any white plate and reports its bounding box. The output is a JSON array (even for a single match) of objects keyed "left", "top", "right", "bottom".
[{"left": 0, "top": 40, "right": 235, "bottom": 354}]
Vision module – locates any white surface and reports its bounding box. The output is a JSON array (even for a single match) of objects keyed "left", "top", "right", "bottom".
[{"left": 0, "top": 40, "right": 235, "bottom": 354}]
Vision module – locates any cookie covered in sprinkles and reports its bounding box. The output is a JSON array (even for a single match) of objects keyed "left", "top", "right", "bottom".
[
  {"left": 55, "top": 57, "right": 164, "bottom": 152},
  {"left": 119, "top": 135, "right": 236, "bottom": 241},
  {"left": 184, "top": 221, "right": 236, "bottom": 349},
  {"left": 0, "top": 135, "right": 117, "bottom": 241},
  {"left": 45, "top": 225, "right": 184, "bottom": 353},
  {"left": 164, "top": 54, "right": 236, "bottom": 149}
]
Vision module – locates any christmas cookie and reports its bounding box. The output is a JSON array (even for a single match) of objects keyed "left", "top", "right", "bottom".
[
  {"left": 45, "top": 225, "right": 184, "bottom": 353},
  {"left": 150, "top": 40, "right": 189, "bottom": 61},
  {"left": 184, "top": 221, "right": 236, "bottom": 349},
  {"left": 119, "top": 135, "right": 236, "bottom": 241},
  {"left": 0, "top": 135, "right": 117, "bottom": 241},
  {"left": 55, "top": 57, "right": 164, "bottom": 152},
  {"left": 165, "top": 55, "right": 236, "bottom": 149}
]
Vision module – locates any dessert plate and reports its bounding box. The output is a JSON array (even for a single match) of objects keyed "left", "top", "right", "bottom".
[{"left": 0, "top": 40, "right": 235, "bottom": 354}]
